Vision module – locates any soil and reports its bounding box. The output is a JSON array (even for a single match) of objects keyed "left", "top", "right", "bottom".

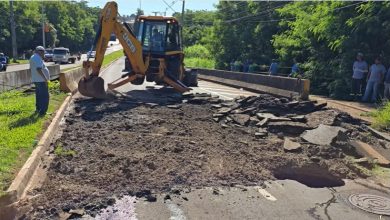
[{"left": 18, "top": 91, "right": 378, "bottom": 219}]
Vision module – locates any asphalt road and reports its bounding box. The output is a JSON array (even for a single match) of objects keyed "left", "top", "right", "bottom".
[
  {"left": 90, "top": 58, "right": 390, "bottom": 220},
  {"left": 5, "top": 43, "right": 122, "bottom": 73}
]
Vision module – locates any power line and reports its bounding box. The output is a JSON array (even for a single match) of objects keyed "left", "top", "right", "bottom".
[
  {"left": 231, "top": 1, "right": 366, "bottom": 24},
  {"left": 224, "top": 3, "right": 285, "bottom": 23},
  {"left": 162, "top": 0, "right": 177, "bottom": 13}
]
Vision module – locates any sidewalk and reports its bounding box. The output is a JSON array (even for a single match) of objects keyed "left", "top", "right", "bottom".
[{"left": 311, "top": 95, "right": 375, "bottom": 123}]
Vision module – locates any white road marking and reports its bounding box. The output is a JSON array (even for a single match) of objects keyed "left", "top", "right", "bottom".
[
  {"left": 166, "top": 202, "right": 187, "bottom": 220},
  {"left": 257, "top": 187, "right": 277, "bottom": 201}
]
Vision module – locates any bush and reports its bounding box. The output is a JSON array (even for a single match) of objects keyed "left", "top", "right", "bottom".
[
  {"left": 48, "top": 80, "right": 61, "bottom": 94},
  {"left": 185, "top": 58, "right": 215, "bottom": 69},
  {"left": 184, "top": 44, "right": 213, "bottom": 60},
  {"left": 249, "top": 64, "right": 260, "bottom": 73},
  {"left": 372, "top": 102, "right": 390, "bottom": 131}
]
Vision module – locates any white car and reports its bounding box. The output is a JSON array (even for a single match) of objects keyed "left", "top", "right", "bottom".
[
  {"left": 53, "top": 47, "right": 76, "bottom": 64},
  {"left": 87, "top": 51, "right": 96, "bottom": 58}
]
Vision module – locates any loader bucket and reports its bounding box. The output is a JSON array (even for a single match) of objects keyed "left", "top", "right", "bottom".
[{"left": 78, "top": 76, "right": 107, "bottom": 99}]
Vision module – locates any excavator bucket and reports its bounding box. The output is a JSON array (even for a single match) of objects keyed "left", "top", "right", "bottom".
[{"left": 78, "top": 75, "right": 107, "bottom": 99}]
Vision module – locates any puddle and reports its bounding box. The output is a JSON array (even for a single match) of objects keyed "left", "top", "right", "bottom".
[{"left": 273, "top": 164, "right": 345, "bottom": 188}]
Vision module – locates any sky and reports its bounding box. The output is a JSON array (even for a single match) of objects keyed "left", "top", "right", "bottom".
[{"left": 87, "top": 0, "right": 219, "bottom": 16}]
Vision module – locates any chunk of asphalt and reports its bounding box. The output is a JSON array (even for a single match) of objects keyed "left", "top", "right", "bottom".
[
  {"left": 290, "top": 115, "right": 307, "bottom": 123},
  {"left": 256, "top": 118, "right": 269, "bottom": 127},
  {"left": 217, "top": 107, "right": 233, "bottom": 115},
  {"left": 283, "top": 138, "right": 302, "bottom": 152},
  {"left": 256, "top": 113, "right": 277, "bottom": 120},
  {"left": 301, "top": 124, "right": 347, "bottom": 146},
  {"left": 167, "top": 105, "right": 181, "bottom": 109},
  {"left": 230, "top": 114, "right": 250, "bottom": 126},
  {"left": 268, "top": 121, "right": 311, "bottom": 135}
]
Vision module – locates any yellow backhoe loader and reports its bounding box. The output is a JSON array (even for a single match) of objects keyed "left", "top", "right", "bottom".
[{"left": 78, "top": 1, "right": 197, "bottom": 98}]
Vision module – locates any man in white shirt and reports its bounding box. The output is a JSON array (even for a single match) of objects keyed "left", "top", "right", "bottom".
[{"left": 30, "top": 46, "right": 50, "bottom": 116}]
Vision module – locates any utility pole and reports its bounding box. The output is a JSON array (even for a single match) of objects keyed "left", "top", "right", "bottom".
[
  {"left": 181, "top": 0, "right": 185, "bottom": 48},
  {"left": 42, "top": 4, "right": 46, "bottom": 48},
  {"left": 181, "top": 0, "right": 185, "bottom": 26},
  {"left": 9, "top": 0, "right": 17, "bottom": 61}
]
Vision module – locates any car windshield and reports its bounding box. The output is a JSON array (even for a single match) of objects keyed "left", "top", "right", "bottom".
[
  {"left": 45, "top": 50, "right": 53, "bottom": 54},
  {"left": 53, "top": 49, "right": 67, "bottom": 55}
]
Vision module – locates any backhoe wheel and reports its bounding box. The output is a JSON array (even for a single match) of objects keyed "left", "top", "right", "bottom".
[
  {"left": 166, "top": 56, "right": 181, "bottom": 80},
  {"left": 131, "top": 75, "right": 145, "bottom": 85},
  {"left": 146, "top": 73, "right": 155, "bottom": 82},
  {"left": 183, "top": 69, "right": 198, "bottom": 87}
]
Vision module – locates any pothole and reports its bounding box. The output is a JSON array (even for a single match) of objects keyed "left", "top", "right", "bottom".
[{"left": 273, "top": 164, "right": 345, "bottom": 188}]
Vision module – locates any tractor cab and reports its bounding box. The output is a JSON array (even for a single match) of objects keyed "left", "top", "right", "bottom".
[{"left": 135, "top": 16, "right": 182, "bottom": 54}]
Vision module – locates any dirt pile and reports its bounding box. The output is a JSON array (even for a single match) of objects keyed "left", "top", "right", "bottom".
[{"left": 22, "top": 92, "right": 374, "bottom": 219}]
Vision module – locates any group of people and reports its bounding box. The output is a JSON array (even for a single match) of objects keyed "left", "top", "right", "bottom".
[
  {"left": 229, "top": 59, "right": 300, "bottom": 77},
  {"left": 268, "top": 59, "right": 300, "bottom": 78},
  {"left": 351, "top": 53, "right": 390, "bottom": 102}
]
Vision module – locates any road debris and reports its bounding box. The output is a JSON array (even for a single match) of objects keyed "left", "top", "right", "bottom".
[
  {"left": 301, "top": 124, "right": 347, "bottom": 146},
  {"left": 283, "top": 138, "right": 302, "bottom": 152},
  {"left": 19, "top": 92, "right": 389, "bottom": 219}
]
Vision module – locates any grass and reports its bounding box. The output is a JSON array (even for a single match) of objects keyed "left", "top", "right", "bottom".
[
  {"left": 9, "top": 59, "right": 29, "bottom": 65},
  {"left": 102, "top": 50, "right": 123, "bottom": 67},
  {"left": 54, "top": 144, "right": 76, "bottom": 157},
  {"left": 61, "top": 50, "right": 123, "bottom": 73},
  {"left": 184, "top": 57, "right": 215, "bottom": 69},
  {"left": 0, "top": 81, "right": 67, "bottom": 192},
  {"left": 371, "top": 101, "right": 390, "bottom": 130}
]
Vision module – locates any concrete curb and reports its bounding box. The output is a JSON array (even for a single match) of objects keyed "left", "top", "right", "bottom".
[
  {"left": 0, "top": 95, "right": 72, "bottom": 208},
  {"left": 350, "top": 140, "right": 390, "bottom": 167}
]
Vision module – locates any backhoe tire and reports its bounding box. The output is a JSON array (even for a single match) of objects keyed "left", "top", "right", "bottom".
[
  {"left": 146, "top": 73, "right": 155, "bottom": 82},
  {"left": 131, "top": 76, "right": 145, "bottom": 85},
  {"left": 183, "top": 69, "right": 198, "bottom": 87},
  {"left": 166, "top": 56, "right": 181, "bottom": 80}
]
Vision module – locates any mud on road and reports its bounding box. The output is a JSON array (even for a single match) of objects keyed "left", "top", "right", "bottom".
[{"left": 21, "top": 89, "right": 376, "bottom": 219}]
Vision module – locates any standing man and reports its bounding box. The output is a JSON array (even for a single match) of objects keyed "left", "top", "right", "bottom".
[
  {"left": 362, "top": 57, "right": 386, "bottom": 102},
  {"left": 351, "top": 53, "right": 368, "bottom": 100},
  {"left": 269, "top": 59, "right": 278, "bottom": 76},
  {"left": 289, "top": 59, "right": 301, "bottom": 78},
  {"left": 384, "top": 65, "right": 390, "bottom": 100},
  {"left": 30, "top": 46, "right": 50, "bottom": 116}
]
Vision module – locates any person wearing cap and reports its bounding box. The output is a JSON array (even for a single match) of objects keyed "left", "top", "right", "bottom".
[
  {"left": 30, "top": 46, "right": 50, "bottom": 116},
  {"left": 351, "top": 52, "right": 368, "bottom": 100},
  {"left": 362, "top": 57, "right": 386, "bottom": 102}
]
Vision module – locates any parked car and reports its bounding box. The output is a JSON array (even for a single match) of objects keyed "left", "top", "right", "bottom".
[
  {"left": 53, "top": 47, "right": 77, "bottom": 64},
  {"left": 87, "top": 50, "right": 96, "bottom": 58},
  {"left": 0, "top": 56, "right": 7, "bottom": 72},
  {"left": 44, "top": 49, "right": 53, "bottom": 62}
]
